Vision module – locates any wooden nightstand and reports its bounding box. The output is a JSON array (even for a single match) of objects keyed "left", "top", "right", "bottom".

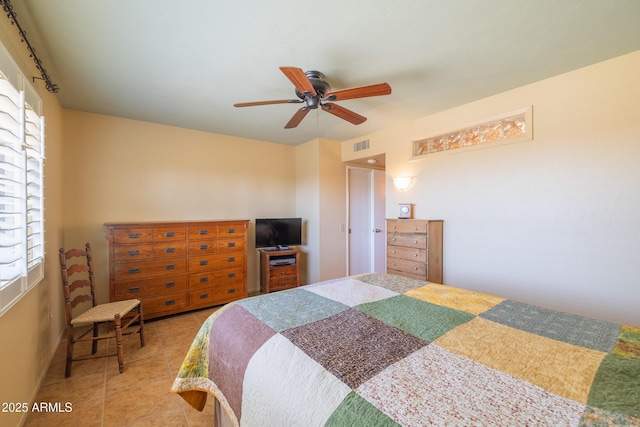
[{"left": 259, "top": 248, "right": 300, "bottom": 293}]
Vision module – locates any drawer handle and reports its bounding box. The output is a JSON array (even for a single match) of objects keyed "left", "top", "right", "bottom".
[
  {"left": 199, "top": 230, "right": 208, "bottom": 235},
  {"left": 128, "top": 250, "right": 139, "bottom": 256},
  {"left": 413, "top": 267, "right": 418, "bottom": 270},
  {"left": 228, "top": 288, "right": 236, "bottom": 294},
  {"left": 200, "top": 277, "right": 209, "bottom": 283},
  {"left": 414, "top": 240, "right": 418, "bottom": 244},
  {"left": 199, "top": 293, "right": 209, "bottom": 299},
  {"left": 128, "top": 233, "right": 140, "bottom": 239},
  {"left": 227, "top": 273, "right": 236, "bottom": 278},
  {"left": 128, "top": 287, "right": 140, "bottom": 293},
  {"left": 391, "top": 250, "right": 396, "bottom": 254},
  {"left": 165, "top": 300, "right": 176, "bottom": 306},
  {"left": 200, "top": 244, "right": 208, "bottom": 250},
  {"left": 128, "top": 268, "right": 140, "bottom": 274},
  {"left": 414, "top": 227, "right": 418, "bottom": 231},
  {"left": 413, "top": 253, "right": 418, "bottom": 257},
  {"left": 165, "top": 231, "right": 175, "bottom": 237},
  {"left": 280, "top": 270, "right": 287, "bottom": 275},
  {"left": 165, "top": 247, "right": 176, "bottom": 253},
  {"left": 391, "top": 263, "right": 396, "bottom": 267},
  {"left": 166, "top": 264, "right": 176, "bottom": 270},
  {"left": 227, "top": 228, "right": 236, "bottom": 233},
  {"left": 227, "top": 257, "right": 236, "bottom": 263},
  {"left": 392, "top": 237, "right": 397, "bottom": 241},
  {"left": 227, "top": 242, "right": 236, "bottom": 248},
  {"left": 166, "top": 281, "right": 176, "bottom": 288},
  {"left": 199, "top": 260, "right": 208, "bottom": 266}
]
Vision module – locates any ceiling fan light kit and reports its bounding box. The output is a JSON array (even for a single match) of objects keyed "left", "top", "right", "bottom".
[{"left": 234, "top": 66, "right": 391, "bottom": 129}]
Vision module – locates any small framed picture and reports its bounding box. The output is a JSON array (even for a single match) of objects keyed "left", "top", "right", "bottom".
[{"left": 399, "top": 203, "right": 413, "bottom": 219}]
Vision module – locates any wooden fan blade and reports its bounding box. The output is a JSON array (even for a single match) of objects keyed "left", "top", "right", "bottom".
[
  {"left": 280, "top": 67, "right": 317, "bottom": 97},
  {"left": 321, "top": 103, "right": 367, "bottom": 125},
  {"left": 325, "top": 83, "right": 391, "bottom": 101},
  {"left": 284, "top": 107, "right": 310, "bottom": 129},
  {"left": 234, "top": 99, "right": 302, "bottom": 107}
]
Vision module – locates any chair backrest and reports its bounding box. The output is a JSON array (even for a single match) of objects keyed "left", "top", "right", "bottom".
[{"left": 59, "top": 243, "right": 97, "bottom": 323}]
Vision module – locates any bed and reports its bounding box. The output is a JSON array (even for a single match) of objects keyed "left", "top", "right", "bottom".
[{"left": 171, "top": 273, "right": 640, "bottom": 426}]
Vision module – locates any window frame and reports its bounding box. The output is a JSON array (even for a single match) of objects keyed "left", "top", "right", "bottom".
[{"left": 0, "top": 40, "right": 45, "bottom": 317}]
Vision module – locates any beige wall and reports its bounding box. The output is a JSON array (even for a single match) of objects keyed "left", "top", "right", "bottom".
[
  {"left": 317, "top": 139, "right": 348, "bottom": 280},
  {"left": 62, "top": 110, "right": 299, "bottom": 297},
  {"left": 295, "top": 139, "right": 320, "bottom": 284},
  {"left": 343, "top": 50, "right": 640, "bottom": 326},
  {"left": 296, "top": 139, "right": 347, "bottom": 285},
  {"left": 0, "top": 24, "right": 65, "bottom": 427}
]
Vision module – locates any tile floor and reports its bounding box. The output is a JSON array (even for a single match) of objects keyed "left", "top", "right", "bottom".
[{"left": 24, "top": 306, "right": 220, "bottom": 427}]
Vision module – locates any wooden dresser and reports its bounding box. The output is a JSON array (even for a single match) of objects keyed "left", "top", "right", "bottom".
[
  {"left": 104, "top": 220, "right": 249, "bottom": 319},
  {"left": 259, "top": 248, "right": 300, "bottom": 293},
  {"left": 386, "top": 219, "right": 443, "bottom": 283}
]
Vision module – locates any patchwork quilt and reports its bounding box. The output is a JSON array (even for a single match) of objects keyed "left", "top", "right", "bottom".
[{"left": 171, "top": 273, "right": 640, "bottom": 426}]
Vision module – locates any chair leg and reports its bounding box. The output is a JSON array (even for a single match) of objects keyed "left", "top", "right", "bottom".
[
  {"left": 114, "top": 314, "right": 125, "bottom": 373},
  {"left": 92, "top": 322, "right": 99, "bottom": 354},
  {"left": 65, "top": 325, "right": 74, "bottom": 378},
  {"left": 138, "top": 304, "right": 145, "bottom": 348}
]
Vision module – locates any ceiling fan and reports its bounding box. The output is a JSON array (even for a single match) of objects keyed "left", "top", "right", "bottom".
[{"left": 234, "top": 67, "right": 392, "bottom": 129}]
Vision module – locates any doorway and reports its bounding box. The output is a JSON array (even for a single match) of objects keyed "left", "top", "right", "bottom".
[{"left": 346, "top": 165, "right": 386, "bottom": 275}]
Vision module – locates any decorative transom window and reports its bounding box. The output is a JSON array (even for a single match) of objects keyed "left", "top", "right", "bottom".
[{"left": 0, "top": 41, "right": 45, "bottom": 317}]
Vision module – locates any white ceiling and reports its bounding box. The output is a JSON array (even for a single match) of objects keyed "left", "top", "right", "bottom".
[{"left": 12, "top": 0, "right": 640, "bottom": 146}]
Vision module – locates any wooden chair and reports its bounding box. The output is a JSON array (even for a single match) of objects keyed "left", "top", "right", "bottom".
[{"left": 59, "top": 243, "right": 144, "bottom": 377}]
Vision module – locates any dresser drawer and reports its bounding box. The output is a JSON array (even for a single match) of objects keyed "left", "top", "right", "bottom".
[
  {"left": 114, "top": 258, "right": 188, "bottom": 281},
  {"left": 113, "top": 228, "right": 154, "bottom": 244},
  {"left": 387, "top": 246, "right": 427, "bottom": 263},
  {"left": 387, "top": 267, "right": 427, "bottom": 282},
  {"left": 387, "top": 233, "right": 427, "bottom": 249},
  {"left": 113, "top": 274, "right": 188, "bottom": 299},
  {"left": 142, "top": 292, "right": 188, "bottom": 316},
  {"left": 269, "top": 264, "right": 297, "bottom": 278},
  {"left": 387, "top": 257, "right": 427, "bottom": 277},
  {"left": 269, "top": 275, "right": 298, "bottom": 291},
  {"left": 189, "top": 267, "right": 245, "bottom": 289},
  {"left": 189, "top": 253, "right": 244, "bottom": 273},
  {"left": 218, "top": 222, "right": 246, "bottom": 238},
  {"left": 216, "top": 237, "right": 246, "bottom": 252},
  {"left": 188, "top": 240, "right": 218, "bottom": 255},
  {"left": 113, "top": 244, "right": 154, "bottom": 262},
  {"left": 152, "top": 241, "right": 187, "bottom": 258},
  {"left": 188, "top": 224, "right": 218, "bottom": 240},
  {"left": 153, "top": 226, "right": 186, "bottom": 242},
  {"left": 189, "top": 284, "right": 245, "bottom": 309},
  {"left": 387, "top": 220, "right": 427, "bottom": 234}
]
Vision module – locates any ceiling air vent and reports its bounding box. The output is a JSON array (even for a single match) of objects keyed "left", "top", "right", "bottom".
[{"left": 353, "top": 139, "right": 370, "bottom": 152}]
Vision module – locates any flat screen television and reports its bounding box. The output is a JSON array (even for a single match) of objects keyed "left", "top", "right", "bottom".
[{"left": 255, "top": 218, "right": 302, "bottom": 249}]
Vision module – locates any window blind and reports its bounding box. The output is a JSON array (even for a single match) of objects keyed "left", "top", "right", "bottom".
[{"left": 0, "top": 65, "right": 45, "bottom": 316}]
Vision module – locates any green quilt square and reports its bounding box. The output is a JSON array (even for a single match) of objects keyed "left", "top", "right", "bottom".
[
  {"left": 325, "top": 392, "right": 400, "bottom": 427},
  {"left": 587, "top": 354, "right": 640, "bottom": 418},
  {"left": 356, "top": 295, "right": 474, "bottom": 342}
]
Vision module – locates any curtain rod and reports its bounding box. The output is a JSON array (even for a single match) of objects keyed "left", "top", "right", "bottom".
[{"left": 2, "top": 0, "right": 59, "bottom": 93}]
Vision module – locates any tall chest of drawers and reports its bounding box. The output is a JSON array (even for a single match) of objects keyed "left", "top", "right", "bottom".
[
  {"left": 104, "top": 220, "right": 249, "bottom": 319},
  {"left": 386, "top": 219, "right": 443, "bottom": 283}
]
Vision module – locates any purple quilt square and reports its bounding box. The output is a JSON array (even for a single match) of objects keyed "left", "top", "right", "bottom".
[{"left": 209, "top": 304, "right": 276, "bottom": 420}]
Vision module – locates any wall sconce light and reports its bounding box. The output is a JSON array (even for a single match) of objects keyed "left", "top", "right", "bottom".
[{"left": 392, "top": 176, "right": 414, "bottom": 192}]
